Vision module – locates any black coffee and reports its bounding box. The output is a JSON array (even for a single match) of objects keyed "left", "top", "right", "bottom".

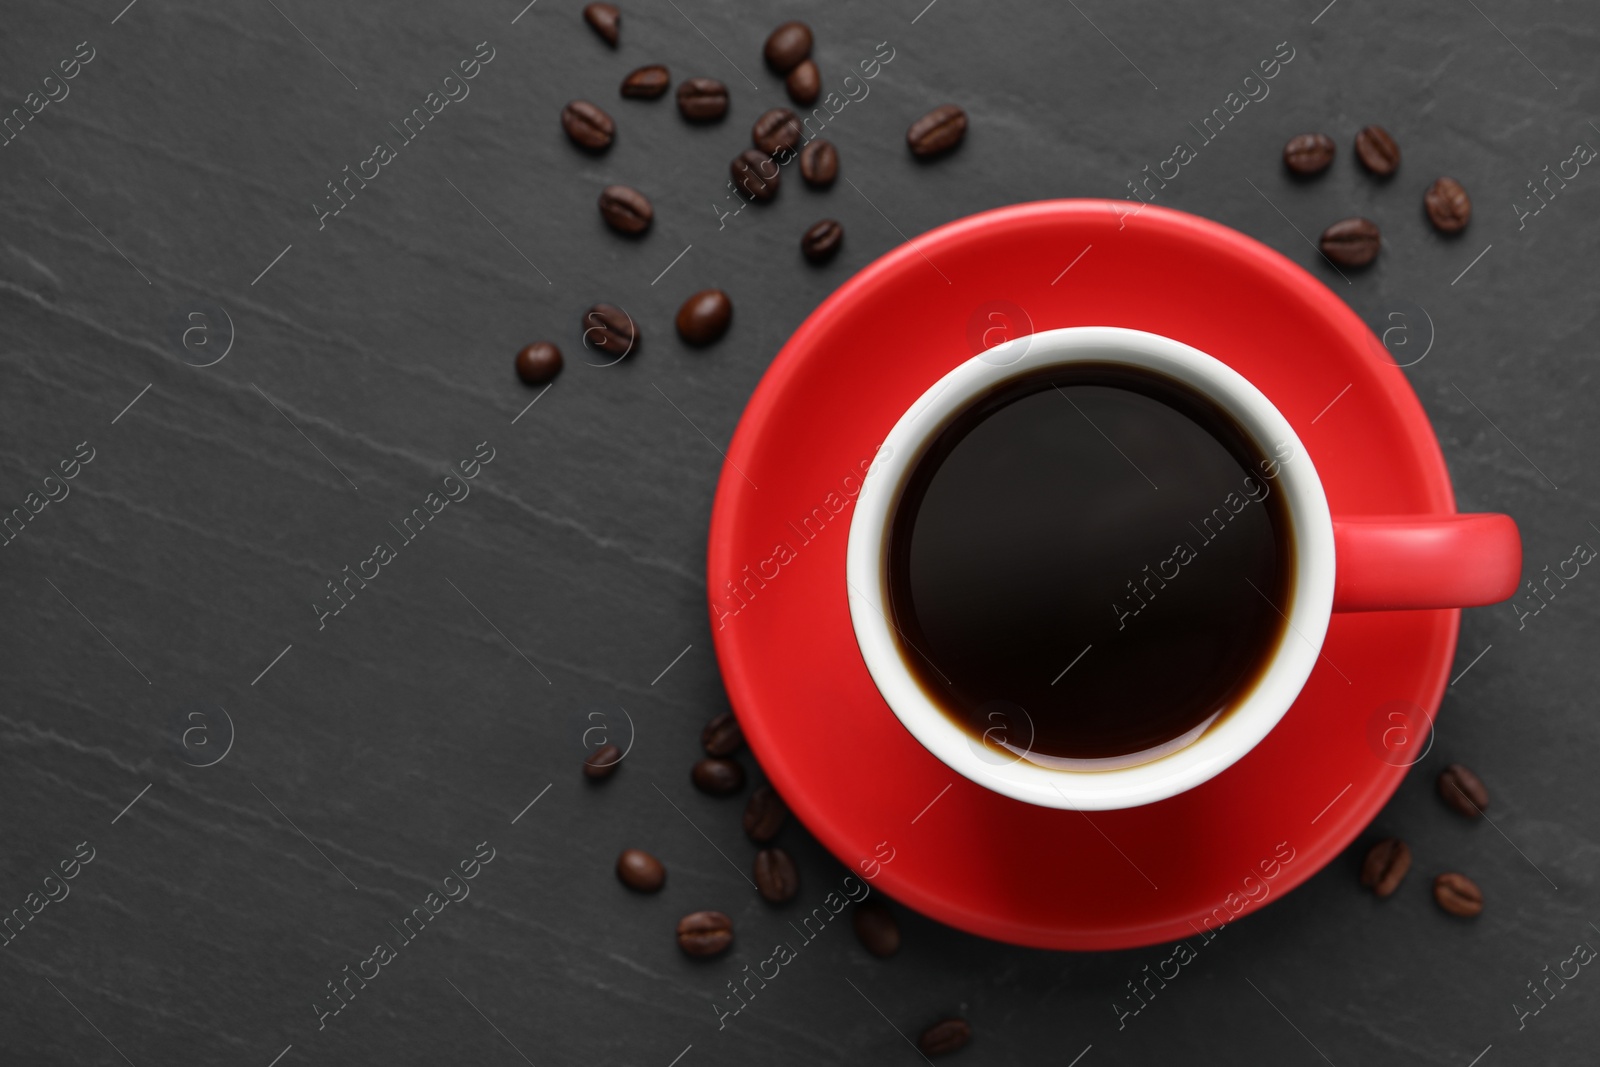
[{"left": 885, "top": 363, "right": 1294, "bottom": 764}]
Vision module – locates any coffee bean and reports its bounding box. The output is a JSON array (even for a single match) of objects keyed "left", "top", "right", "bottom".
[
  {"left": 1433, "top": 872, "right": 1483, "bottom": 917},
  {"left": 621, "top": 64, "right": 670, "bottom": 99},
  {"left": 1359, "top": 838, "right": 1411, "bottom": 898},
  {"left": 853, "top": 900, "right": 900, "bottom": 957},
  {"left": 1319, "top": 216, "right": 1381, "bottom": 268},
  {"left": 700, "top": 710, "right": 744, "bottom": 756},
  {"left": 561, "top": 100, "right": 614, "bottom": 151},
  {"left": 691, "top": 757, "right": 745, "bottom": 795},
  {"left": 1425, "top": 176, "right": 1472, "bottom": 233},
  {"left": 1355, "top": 124, "right": 1400, "bottom": 176},
  {"left": 514, "top": 342, "right": 563, "bottom": 385},
  {"left": 786, "top": 59, "right": 821, "bottom": 106},
  {"left": 1283, "top": 133, "right": 1335, "bottom": 176},
  {"left": 616, "top": 848, "right": 665, "bottom": 893},
  {"left": 675, "top": 289, "right": 732, "bottom": 346},
  {"left": 907, "top": 104, "right": 967, "bottom": 158},
  {"left": 584, "top": 743, "right": 622, "bottom": 779},
  {"left": 598, "top": 185, "right": 653, "bottom": 235},
  {"left": 1438, "top": 763, "right": 1488, "bottom": 817},
  {"left": 581, "top": 303, "right": 639, "bottom": 357},
  {"left": 754, "top": 847, "right": 799, "bottom": 903},
  {"left": 799, "top": 139, "right": 838, "bottom": 187},
  {"left": 583, "top": 2, "right": 620, "bottom": 46},
  {"left": 801, "top": 218, "right": 843, "bottom": 263},
  {"left": 676, "top": 910, "right": 733, "bottom": 957},
  {"left": 676, "top": 77, "right": 728, "bottom": 122},
  {"left": 752, "top": 108, "right": 803, "bottom": 156},
  {"left": 731, "top": 148, "right": 781, "bottom": 202},
  {"left": 918, "top": 1019, "right": 972, "bottom": 1057},
  {"left": 743, "top": 784, "right": 788, "bottom": 843},
  {"left": 764, "top": 21, "right": 813, "bottom": 74}
]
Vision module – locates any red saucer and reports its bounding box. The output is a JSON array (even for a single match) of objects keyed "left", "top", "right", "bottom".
[{"left": 706, "top": 200, "right": 1458, "bottom": 950}]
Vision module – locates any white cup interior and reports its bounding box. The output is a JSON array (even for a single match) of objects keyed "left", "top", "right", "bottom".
[{"left": 845, "top": 327, "right": 1335, "bottom": 810}]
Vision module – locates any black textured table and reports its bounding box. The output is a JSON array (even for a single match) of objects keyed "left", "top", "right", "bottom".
[{"left": 3, "top": 1, "right": 1597, "bottom": 1064}]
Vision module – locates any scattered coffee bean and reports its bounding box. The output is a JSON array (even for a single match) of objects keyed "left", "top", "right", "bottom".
[
  {"left": 676, "top": 910, "right": 734, "bottom": 957},
  {"left": 583, "top": 2, "right": 620, "bottom": 46},
  {"left": 1438, "top": 763, "right": 1488, "bottom": 817},
  {"left": 754, "top": 847, "right": 799, "bottom": 903},
  {"left": 1319, "top": 216, "right": 1381, "bottom": 268},
  {"left": 907, "top": 104, "right": 967, "bottom": 158},
  {"left": 691, "top": 757, "right": 745, "bottom": 795},
  {"left": 743, "top": 784, "right": 788, "bottom": 843},
  {"left": 676, "top": 77, "right": 729, "bottom": 122},
  {"left": 801, "top": 218, "right": 843, "bottom": 263},
  {"left": 1355, "top": 124, "right": 1400, "bottom": 176},
  {"left": 731, "top": 148, "right": 781, "bottom": 202},
  {"left": 1433, "top": 872, "right": 1484, "bottom": 917},
  {"left": 598, "top": 185, "right": 653, "bottom": 235},
  {"left": 700, "top": 710, "right": 744, "bottom": 756},
  {"left": 1283, "top": 133, "right": 1335, "bottom": 176},
  {"left": 918, "top": 1018, "right": 972, "bottom": 1057},
  {"left": 514, "top": 342, "right": 563, "bottom": 385},
  {"left": 584, "top": 743, "right": 622, "bottom": 779},
  {"left": 616, "top": 848, "right": 666, "bottom": 893},
  {"left": 787, "top": 58, "right": 821, "bottom": 106},
  {"left": 763, "top": 21, "right": 813, "bottom": 74},
  {"left": 799, "top": 139, "right": 838, "bottom": 187},
  {"left": 853, "top": 900, "right": 900, "bottom": 957},
  {"left": 752, "top": 107, "right": 804, "bottom": 156},
  {"left": 621, "top": 64, "right": 670, "bottom": 99},
  {"left": 1359, "top": 838, "right": 1411, "bottom": 898},
  {"left": 676, "top": 289, "right": 732, "bottom": 346},
  {"left": 561, "top": 100, "right": 615, "bottom": 151},
  {"left": 1425, "top": 176, "right": 1472, "bottom": 233},
  {"left": 581, "top": 303, "right": 639, "bottom": 357}
]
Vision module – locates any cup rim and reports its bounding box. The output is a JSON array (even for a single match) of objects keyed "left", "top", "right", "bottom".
[{"left": 844, "top": 326, "right": 1336, "bottom": 810}]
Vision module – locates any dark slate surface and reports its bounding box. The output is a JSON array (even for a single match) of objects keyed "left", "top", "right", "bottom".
[{"left": 2, "top": 1, "right": 1596, "bottom": 1064}]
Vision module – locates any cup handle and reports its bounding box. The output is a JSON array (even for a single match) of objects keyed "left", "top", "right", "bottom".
[{"left": 1332, "top": 514, "right": 1522, "bottom": 612}]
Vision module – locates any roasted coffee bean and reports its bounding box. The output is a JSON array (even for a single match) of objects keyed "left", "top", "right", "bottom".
[
  {"left": 691, "top": 757, "right": 745, "bottom": 795},
  {"left": 581, "top": 303, "right": 639, "bottom": 357},
  {"left": 801, "top": 218, "right": 843, "bottom": 263},
  {"left": 514, "top": 342, "right": 563, "bottom": 385},
  {"left": 1319, "top": 216, "right": 1381, "bottom": 268},
  {"left": 676, "top": 289, "right": 732, "bottom": 346},
  {"left": 584, "top": 743, "right": 622, "bottom": 779},
  {"left": 700, "top": 710, "right": 744, "bottom": 755},
  {"left": 752, "top": 108, "right": 804, "bottom": 156},
  {"left": 583, "top": 2, "right": 620, "bottom": 46},
  {"left": 918, "top": 1019, "right": 972, "bottom": 1057},
  {"left": 621, "top": 64, "right": 670, "bottom": 99},
  {"left": 853, "top": 900, "right": 901, "bottom": 957},
  {"left": 676, "top": 77, "right": 728, "bottom": 122},
  {"left": 731, "top": 148, "right": 781, "bottom": 201},
  {"left": 598, "top": 184, "right": 653, "bottom": 235},
  {"left": 1425, "top": 176, "right": 1472, "bottom": 233},
  {"left": 754, "top": 847, "right": 799, "bottom": 903},
  {"left": 799, "top": 139, "right": 838, "bottom": 187},
  {"left": 1359, "top": 838, "right": 1411, "bottom": 898},
  {"left": 676, "top": 910, "right": 734, "bottom": 957},
  {"left": 1438, "top": 763, "right": 1488, "bottom": 817},
  {"left": 743, "top": 784, "right": 788, "bottom": 843},
  {"left": 616, "top": 848, "right": 665, "bottom": 893},
  {"left": 786, "top": 58, "right": 821, "bottom": 106},
  {"left": 907, "top": 104, "right": 967, "bottom": 158},
  {"left": 763, "top": 21, "right": 813, "bottom": 74},
  {"left": 561, "top": 100, "right": 615, "bottom": 151},
  {"left": 1283, "top": 133, "right": 1335, "bottom": 176},
  {"left": 1355, "top": 124, "right": 1400, "bottom": 176},
  {"left": 1434, "top": 872, "right": 1484, "bottom": 917}
]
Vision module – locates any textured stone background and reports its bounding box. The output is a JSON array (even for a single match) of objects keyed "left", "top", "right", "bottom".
[{"left": 1, "top": 0, "right": 1596, "bottom": 1064}]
